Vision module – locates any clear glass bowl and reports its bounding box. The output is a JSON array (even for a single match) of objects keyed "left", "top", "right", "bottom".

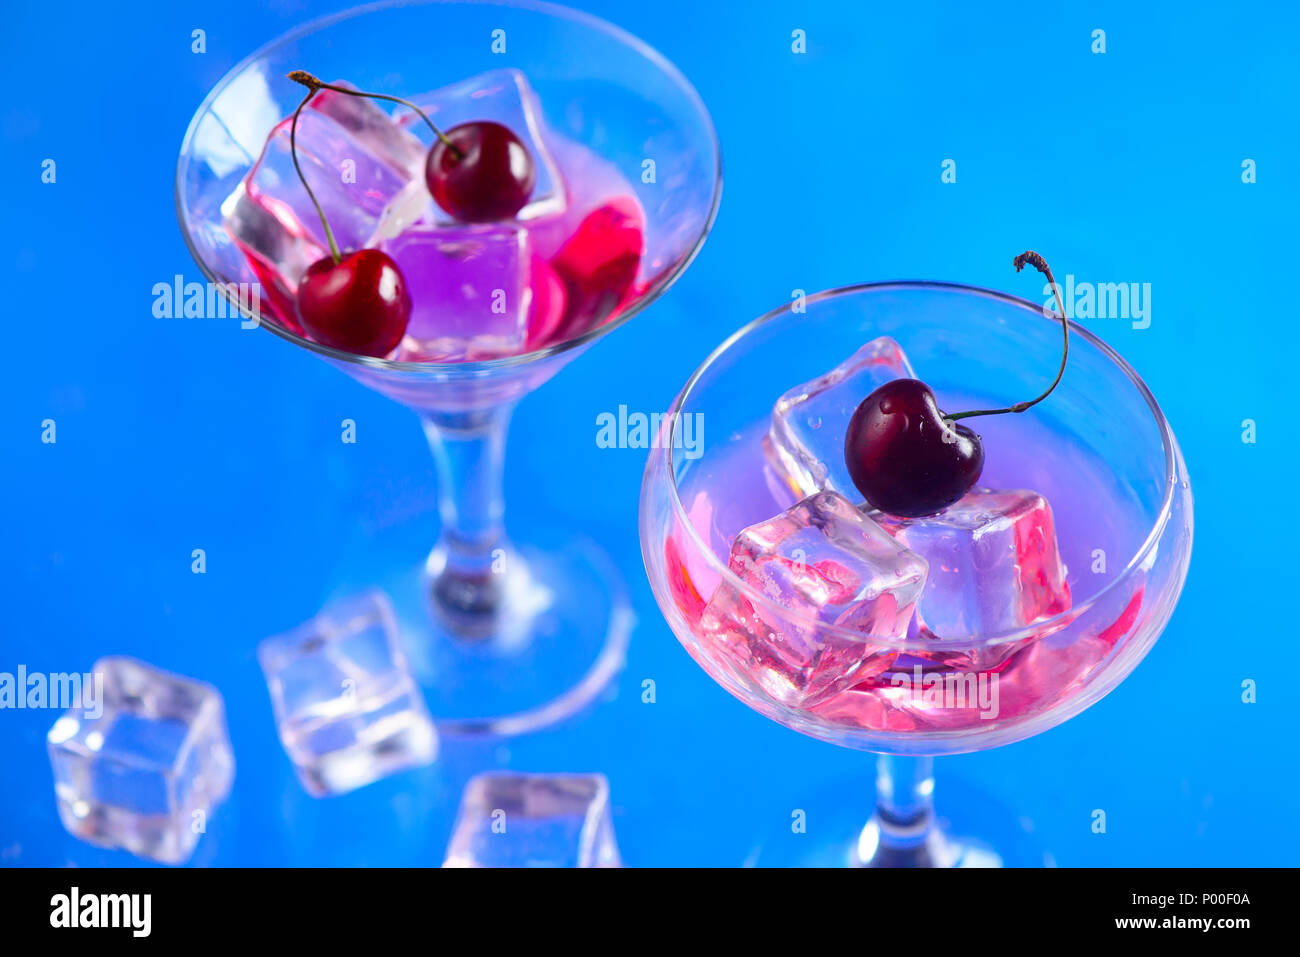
[
  {"left": 177, "top": 0, "right": 721, "bottom": 736},
  {"left": 640, "top": 282, "right": 1193, "bottom": 864}
]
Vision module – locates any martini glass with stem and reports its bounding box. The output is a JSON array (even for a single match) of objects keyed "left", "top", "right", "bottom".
[
  {"left": 640, "top": 282, "right": 1192, "bottom": 866},
  {"left": 177, "top": 0, "right": 720, "bottom": 736}
]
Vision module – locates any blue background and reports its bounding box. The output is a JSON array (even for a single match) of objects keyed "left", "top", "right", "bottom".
[{"left": 2, "top": 0, "right": 1296, "bottom": 866}]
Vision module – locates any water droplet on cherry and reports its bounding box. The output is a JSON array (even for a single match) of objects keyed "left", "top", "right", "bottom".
[
  {"left": 839, "top": 250, "right": 1072, "bottom": 519},
  {"left": 844, "top": 378, "right": 984, "bottom": 518}
]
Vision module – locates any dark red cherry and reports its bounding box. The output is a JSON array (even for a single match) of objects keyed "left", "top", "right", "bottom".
[
  {"left": 844, "top": 378, "right": 984, "bottom": 518},
  {"left": 296, "top": 249, "right": 410, "bottom": 358},
  {"left": 425, "top": 121, "right": 536, "bottom": 223}
]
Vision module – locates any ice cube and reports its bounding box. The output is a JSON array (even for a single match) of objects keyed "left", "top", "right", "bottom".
[
  {"left": 307, "top": 83, "right": 427, "bottom": 176},
  {"left": 247, "top": 109, "right": 410, "bottom": 250},
  {"left": 443, "top": 773, "right": 621, "bottom": 868},
  {"left": 46, "top": 657, "right": 234, "bottom": 864},
  {"left": 226, "top": 87, "right": 422, "bottom": 298},
  {"left": 873, "top": 488, "right": 1071, "bottom": 668},
  {"left": 258, "top": 591, "right": 437, "bottom": 797},
  {"left": 397, "top": 69, "right": 565, "bottom": 225},
  {"left": 767, "top": 336, "right": 916, "bottom": 498},
  {"left": 379, "top": 222, "right": 533, "bottom": 361},
  {"left": 367, "top": 176, "right": 435, "bottom": 245},
  {"left": 365, "top": 148, "right": 640, "bottom": 351},
  {"left": 700, "top": 489, "right": 926, "bottom": 706},
  {"left": 220, "top": 181, "right": 325, "bottom": 328}
]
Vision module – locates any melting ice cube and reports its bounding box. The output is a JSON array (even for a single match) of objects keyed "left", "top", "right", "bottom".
[
  {"left": 220, "top": 181, "right": 324, "bottom": 327},
  {"left": 766, "top": 336, "right": 915, "bottom": 499},
  {"left": 307, "top": 83, "right": 427, "bottom": 176},
  {"left": 443, "top": 772, "right": 621, "bottom": 868},
  {"left": 223, "top": 85, "right": 425, "bottom": 305},
  {"left": 46, "top": 657, "right": 234, "bottom": 864},
  {"left": 701, "top": 489, "right": 926, "bottom": 706},
  {"left": 396, "top": 69, "right": 565, "bottom": 225},
  {"left": 379, "top": 223, "right": 533, "bottom": 361},
  {"left": 258, "top": 591, "right": 437, "bottom": 797},
  {"left": 873, "top": 488, "right": 1071, "bottom": 668}
]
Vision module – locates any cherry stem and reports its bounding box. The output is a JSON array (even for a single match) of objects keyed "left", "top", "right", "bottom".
[
  {"left": 943, "top": 250, "right": 1070, "bottom": 422},
  {"left": 288, "top": 85, "right": 342, "bottom": 264},
  {"left": 287, "top": 70, "right": 461, "bottom": 157}
]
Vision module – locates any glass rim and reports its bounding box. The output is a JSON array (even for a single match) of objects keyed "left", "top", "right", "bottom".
[
  {"left": 174, "top": 0, "right": 723, "bottom": 377},
  {"left": 660, "top": 279, "right": 1181, "bottom": 650}
]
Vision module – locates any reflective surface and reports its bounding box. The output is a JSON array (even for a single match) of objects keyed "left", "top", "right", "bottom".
[{"left": 7, "top": 0, "right": 1289, "bottom": 867}]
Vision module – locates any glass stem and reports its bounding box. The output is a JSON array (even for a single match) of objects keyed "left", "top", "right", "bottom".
[
  {"left": 858, "top": 755, "right": 944, "bottom": 866},
  {"left": 421, "top": 404, "right": 515, "bottom": 637}
]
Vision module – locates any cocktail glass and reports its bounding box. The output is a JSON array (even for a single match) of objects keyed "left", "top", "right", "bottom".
[
  {"left": 640, "top": 282, "right": 1193, "bottom": 866},
  {"left": 176, "top": 0, "right": 720, "bottom": 736}
]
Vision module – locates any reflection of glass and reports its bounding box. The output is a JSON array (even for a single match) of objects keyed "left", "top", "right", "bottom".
[
  {"left": 640, "top": 283, "right": 1193, "bottom": 865},
  {"left": 177, "top": 0, "right": 720, "bottom": 736}
]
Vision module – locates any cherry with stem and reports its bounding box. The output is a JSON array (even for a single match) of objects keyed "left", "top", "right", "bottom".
[
  {"left": 288, "top": 70, "right": 536, "bottom": 224},
  {"left": 288, "top": 70, "right": 461, "bottom": 163},
  {"left": 943, "top": 251, "right": 1069, "bottom": 422},
  {"left": 286, "top": 73, "right": 411, "bottom": 358},
  {"left": 844, "top": 251, "right": 1071, "bottom": 518}
]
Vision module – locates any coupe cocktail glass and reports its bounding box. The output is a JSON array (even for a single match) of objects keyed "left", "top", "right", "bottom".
[
  {"left": 640, "top": 282, "right": 1193, "bottom": 866},
  {"left": 177, "top": 0, "right": 720, "bottom": 736}
]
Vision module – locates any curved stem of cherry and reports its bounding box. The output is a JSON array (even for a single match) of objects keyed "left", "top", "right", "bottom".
[
  {"left": 943, "top": 250, "right": 1070, "bottom": 422},
  {"left": 286, "top": 70, "right": 465, "bottom": 266},
  {"left": 288, "top": 85, "right": 342, "bottom": 264},
  {"left": 288, "top": 71, "right": 461, "bottom": 156}
]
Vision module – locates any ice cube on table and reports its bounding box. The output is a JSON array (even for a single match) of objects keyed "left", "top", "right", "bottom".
[
  {"left": 257, "top": 591, "right": 437, "bottom": 797},
  {"left": 766, "top": 336, "right": 915, "bottom": 499},
  {"left": 379, "top": 222, "right": 533, "bottom": 361},
  {"left": 46, "top": 657, "right": 234, "bottom": 864},
  {"left": 700, "top": 489, "right": 927, "bottom": 706},
  {"left": 443, "top": 772, "right": 621, "bottom": 868},
  {"left": 872, "top": 488, "right": 1071, "bottom": 668},
  {"left": 396, "top": 69, "right": 565, "bottom": 225}
]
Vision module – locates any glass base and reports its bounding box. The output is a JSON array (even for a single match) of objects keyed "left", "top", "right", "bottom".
[
  {"left": 340, "top": 534, "right": 632, "bottom": 738},
  {"left": 746, "top": 771, "right": 1052, "bottom": 868}
]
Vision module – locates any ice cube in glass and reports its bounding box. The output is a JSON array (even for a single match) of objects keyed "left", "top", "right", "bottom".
[
  {"left": 874, "top": 488, "right": 1072, "bottom": 667},
  {"left": 443, "top": 772, "right": 620, "bottom": 868},
  {"left": 258, "top": 591, "right": 437, "bottom": 797},
  {"left": 46, "top": 656, "right": 234, "bottom": 864},
  {"left": 226, "top": 88, "right": 421, "bottom": 295},
  {"left": 379, "top": 222, "right": 533, "bottom": 361},
  {"left": 766, "top": 336, "right": 915, "bottom": 498},
  {"left": 397, "top": 69, "right": 565, "bottom": 225},
  {"left": 701, "top": 489, "right": 926, "bottom": 706},
  {"left": 307, "top": 82, "right": 427, "bottom": 176}
]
